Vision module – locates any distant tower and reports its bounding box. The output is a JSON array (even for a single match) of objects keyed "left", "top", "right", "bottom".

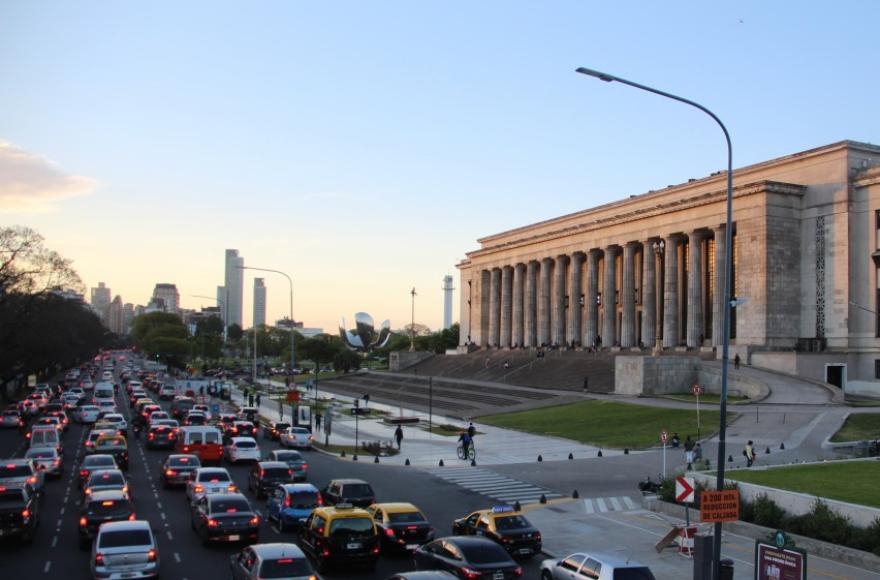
[
  {"left": 442, "top": 275, "right": 455, "bottom": 330},
  {"left": 253, "top": 278, "right": 266, "bottom": 328},
  {"left": 224, "top": 249, "right": 244, "bottom": 328}
]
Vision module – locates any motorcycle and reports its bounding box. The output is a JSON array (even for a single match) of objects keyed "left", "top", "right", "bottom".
[{"left": 638, "top": 474, "right": 663, "bottom": 495}]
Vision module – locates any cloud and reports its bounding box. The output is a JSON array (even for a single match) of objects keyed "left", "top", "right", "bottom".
[{"left": 0, "top": 140, "right": 97, "bottom": 213}]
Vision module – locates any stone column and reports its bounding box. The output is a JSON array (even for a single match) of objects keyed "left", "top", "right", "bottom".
[
  {"left": 712, "top": 225, "right": 726, "bottom": 347},
  {"left": 687, "top": 231, "right": 704, "bottom": 349},
  {"left": 525, "top": 261, "right": 538, "bottom": 347},
  {"left": 499, "top": 266, "right": 513, "bottom": 348},
  {"left": 620, "top": 243, "right": 637, "bottom": 348},
  {"left": 568, "top": 252, "right": 584, "bottom": 346},
  {"left": 553, "top": 255, "right": 568, "bottom": 347},
  {"left": 641, "top": 240, "right": 656, "bottom": 348},
  {"left": 479, "top": 269, "right": 491, "bottom": 347},
  {"left": 538, "top": 258, "right": 552, "bottom": 346},
  {"left": 512, "top": 264, "right": 525, "bottom": 348},
  {"left": 585, "top": 250, "right": 600, "bottom": 347},
  {"left": 602, "top": 245, "right": 619, "bottom": 347},
  {"left": 662, "top": 236, "right": 680, "bottom": 348},
  {"left": 488, "top": 268, "right": 501, "bottom": 347}
]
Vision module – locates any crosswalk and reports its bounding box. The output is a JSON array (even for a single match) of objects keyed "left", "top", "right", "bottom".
[
  {"left": 582, "top": 496, "right": 638, "bottom": 513},
  {"left": 426, "top": 467, "right": 562, "bottom": 505}
]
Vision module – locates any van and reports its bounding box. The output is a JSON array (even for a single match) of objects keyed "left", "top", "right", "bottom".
[
  {"left": 176, "top": 426, "right": 224, "bottom": 465},
  {"left": 29, "top": 426, "right": 62, "bottom": 455},
  {"left": 94, "top": 383, "right": 114, "bottom": 404}
]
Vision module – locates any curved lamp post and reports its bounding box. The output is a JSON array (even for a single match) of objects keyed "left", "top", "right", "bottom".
[
  {"left": 576, "top": 66, "right": 734, "bottom": 580},
  {"left": 237, "top": 266, "right": 296, "bottom": 374}
]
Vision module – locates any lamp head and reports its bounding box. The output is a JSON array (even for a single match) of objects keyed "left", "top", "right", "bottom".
[{"left": 576, "top": 67, "right": 615, "bottom": 82}]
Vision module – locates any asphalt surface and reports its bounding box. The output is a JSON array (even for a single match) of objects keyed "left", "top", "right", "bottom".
[{"left": 0, "top": 378, "right": 545, "bottom": 579}]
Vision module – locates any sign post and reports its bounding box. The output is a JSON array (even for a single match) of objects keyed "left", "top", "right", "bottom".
[
  {"left": 700, "top": 489, "right": 740, "bottom": 523},
  {"left": 675, "top": 475, "right": 695, "bottom": 527},
  {"left": 660, "top": 430, "right": 668, "bottom": 478},
  {"left": 692, "top": 383, "right": 704, "bottom": 439},
  {"left": 755, "top": 531, "right": 807, "bottom": 580}
]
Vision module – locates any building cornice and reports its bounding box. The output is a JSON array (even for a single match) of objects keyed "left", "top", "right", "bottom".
[{"left": 854, "top": 165, "right": 880, "bottom": 188}]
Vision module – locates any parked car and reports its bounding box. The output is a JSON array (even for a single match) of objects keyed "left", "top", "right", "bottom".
[
  {"left": 413, "top": 537, "right": 522, "bottom": 579},
  {"left": 91, "top": 520, "right": 159, "bottom": 579},
  {"left": 540, "top": 552, "right": 656, "bottom": 580}
]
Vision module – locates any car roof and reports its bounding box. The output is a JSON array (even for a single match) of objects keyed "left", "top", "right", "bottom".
[
  {"left": 330, "top": 478, "right": 369, "bottom": 485},
  {"left": 249, "top": 542, "right": 307, "bottom": 559},
  {"left": 443, "top": 535, "right": 504, "bottom": 548},
  {"left": 82, "top": 454, "right": 116, "bottom": 463},
  {"left": 257, "top": 461, "right": 288, "bottom": 469},
  {"left": 278, "top": 483, "right": 319, "bottom": 493},
  {"left": 207, "top": 492, "right": 248, "bottom": 503},
  {"left": 564, "top": 552, "right": 651, "bottom": 568},
  {"left": 373, "top": 502, "right": 421, "bottom": 514},
  {"left": 230, "top": 437, "right": 256, "bottom": 443},
  {"left": 88, "top": 489, "right": 129, "bottom": 502},
  {"left": 97, "top": 520, "right": 151, "bottom": 533},
  {"left": 315, "top": 505, "right": 373, "bottom": 518},
  {"left": 196, "top": 467, "right": 230, "bottom": 474}
]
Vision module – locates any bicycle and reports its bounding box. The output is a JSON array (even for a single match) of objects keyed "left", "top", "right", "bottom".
[{"left": 457, "top": 444, "right": 476, "bottom": 460}]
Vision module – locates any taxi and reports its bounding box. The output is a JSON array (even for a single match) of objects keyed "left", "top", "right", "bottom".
[
  {"left": 451, "top": 505, "right": 542, "bottom": 558},
  {"left": 366, "top": 502, "right": 434, "bottom": 552},
  {"left": 298, "top": 503, "right": 379, "bottom": 573},
  {"left": 93, "top": 435, "right": 129, "bottom": 471}
]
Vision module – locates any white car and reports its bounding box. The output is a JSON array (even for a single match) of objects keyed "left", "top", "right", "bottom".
[
  {"left": 224, "top": 437, "right": 261, "bottom": 463},
  {"left": 78, "top": 405, "right": 101, "bottom": 424},
  {"left": 101, "top": 371, "right": 113, "bottom": 381},
  {"left": 101, "top": 413, "right": 128, "bottom": 432},
  {"left": 192, "top": 404, "right": 211, "bottom": 420},
  {"left": 540, "top": 552, "right": 656, "bottom": 580},
  {"left": 280, "top": 427, "right": 314, "bottom": 449},
  {"left": 91, "top": 520, "right": 159, "bottom": 580},
  {"left": 96, "top": 400, "right": 117, "bottom": 414},
  {"left": 80, "top": 379, "right": 94, "bottom": 391},
  {"left": 148, "top": 411, "right": 170, "bottom": 425},
  {"left": 68, "top": 387, "right": 85, "bottom": 399},
  {"left": 186, "top": 467, "right": 237, "bottom": 503}
]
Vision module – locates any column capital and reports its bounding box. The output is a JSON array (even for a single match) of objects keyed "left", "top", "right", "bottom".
[
  {"left": 588, "top": 248, "right": 602, "bottom": 257},
  {"left": 571, "top": 250, "right": 586, "bottom": 261},
  {"left": 514, "top": 262, "right": 527, "bottom": 272},
  {"left": 541, "top": 256, "right": 554, "bottom": 265},
  {"left": 604, "top": 244, "right": 621, "bottom": 255},
  {"left": 624, "top": 241, "right": 641, "bottom": 249},
  {"left": 555, "top": 254, "right": 570, "bottom": 264},
  {"left": 502, "top": 264, "right": 514, "bottom": 272}
]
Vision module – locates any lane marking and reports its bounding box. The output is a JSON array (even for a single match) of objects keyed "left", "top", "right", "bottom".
[
  {"left": 596, "top": 498, "right": 608, "bottom": 513},
  {"left": 51, "top": 536, "right": 58, "bottom": 547},
  {"left": 584, "top": 500, "right": 595, "bottom": 514},
  {"left": 166, "top": 530, "right": 173, "bottom": 540},
  {"left": 59, "top": 507, "right": 65, "bottom": 515},
  {"left": 160, "top": 512, "right": 166, "bottom": 520},
  {"left": 56, "top": 519, "right": 62, "bottom": 527},
  {"left": 609, "top": 497, "right": 622, "bottom": 511},
  {"left": 173, "top": 552, "right": 181, "bottom": 563},
  {"left": 43, "top": 561, "right": 51, "bottom": 573}
]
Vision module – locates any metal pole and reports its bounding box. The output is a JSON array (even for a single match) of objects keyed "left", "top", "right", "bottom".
[
  {"left": 428, "top": 376, "right": 433, "bottom": 434},
  {"left": 576, "top": 67, "right": 734, "bottom": 580},
  {"left": 314, "top": 364, "right": 319, "bottom": 433},
  {"left": 237, "top": 266, "right": 295, "bottom": 372},
  {"left": 252, "top": 327, "right": 257, "bottom": 386},
  {"left": 410, "top": 287, "right": 416, "bottom": 352},
  {"left": 662, "top": 442, "right": 666, "bottom": 479}
]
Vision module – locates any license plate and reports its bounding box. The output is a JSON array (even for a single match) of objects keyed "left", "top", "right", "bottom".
[
  {"left": 228, "top": 534, "right": 240, "bottom": 541},
  {"left": 346, "top": 542, "right": 361, "bottom": 549},
  {"left": 122, "top": 574, "right": 136, "bottom": 579},
  {"left": 493, "top": 573, "right": 504, "bottom": 580},
  {"left": 519, "top": 548, "right": 531, "bottom": 554},
  {"left": 406, "top": 543, "right": 419, "bottom": 550}
]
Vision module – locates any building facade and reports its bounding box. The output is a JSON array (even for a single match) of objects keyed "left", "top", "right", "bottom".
[
  {"left": 90, "top": 282, "right": 111, "bottom": 325},
  {"left": 151, "top": 283, "right": 180, "bottom": 313},
  {"left": 253, "top": 278, "right": 266, "bottom": 328},
  {"left": 457, "top": 141, "right": 880, "bottom": 393},
  {"left": 107, "top": 295, "right": 125, "bottom": 334},
  {"left": 224, "top": 249, "right": 244, "bottom": 328}
]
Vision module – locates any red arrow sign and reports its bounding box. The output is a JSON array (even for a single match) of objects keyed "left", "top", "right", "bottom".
[{"left": 675, "top": 476, "right": 695, "bottom": 503}]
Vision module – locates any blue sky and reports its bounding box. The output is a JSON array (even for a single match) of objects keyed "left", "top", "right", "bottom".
[{"left": 1, "top": 1, "right": 877, "bottom": 331}]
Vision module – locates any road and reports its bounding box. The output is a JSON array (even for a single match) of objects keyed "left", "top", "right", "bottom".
[{"left": 0, "top": 377, "right": 545, "bottom": 579}]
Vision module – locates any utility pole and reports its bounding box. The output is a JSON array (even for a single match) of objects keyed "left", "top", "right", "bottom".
[{"left": 410, "top": 287, "right": 417, "bottom": 352}]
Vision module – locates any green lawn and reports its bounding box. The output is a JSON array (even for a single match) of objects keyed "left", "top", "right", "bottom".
[
  {"left": 662, "top": 393, "right": 749, "bottom": 405},
  {"left": 726, "top": 461, "right": 880, "bottom": 508},
  {"left": 480, "top": 400, "right": 726, "bottom": 449},
  {"left": 424, "top": 423, "right": 484, "bottom": 437},
  {"left": 830, "top": 413, "right": 880, "bottom": 442}
]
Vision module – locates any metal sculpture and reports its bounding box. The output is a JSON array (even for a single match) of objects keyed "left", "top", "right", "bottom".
[{"left": 339, "top": 312, "right": 391, "bottom": 352}]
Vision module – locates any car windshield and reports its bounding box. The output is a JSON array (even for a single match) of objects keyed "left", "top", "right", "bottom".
[
  {"left": 170, "top": 457, "right": 199, "bottom": 467},
  {"left": 461, "top": 542, "right": 512, "bottom": 564},
  {"left": 0, "top": 489, "right": 26, "bottom": 506},
  {"left": 329, "top": 517, "right": 374, "bottom": 537},
  {"left": 90, "top": 472, "right": 124, "bottom": 485},
  {"left": 495, "top": 515, "right": 531, "bottom": 531},
  {"left": 235, "top": 440, "right": 256, "bottom": 448},
  {"left": 343, "top": 484, "right": 373, "bottom": 497},
  {"left": 85, "top": 457, "right": 116, "bottom": 468},
  {"left": 2, "top": 464, "right": 32, "bottom": 477},
  {"left": 210, "top": 498, "right": 250, "bottom": 513},
  {"left": 290, "top": 428, "right": 310, "bottom": 435},
  {"left": 86, "top": 499, "right": 132, "bottom": 517},
  {"left": 98, "top": 529, "right": 151, "bottom": 548},
  {"left": 388, "top": 511, "right": 427, "bottom": 524},
  {"left": 199, "top": 472, "right": 230, "bottom": 482},
  {"left": 613, "top": 568, "right": 656, "bottom": 580},
  {"left": 290, "top": 492, "right": 318, "bottom": 508},
  {"left": 262, "top": 467, "right": 289, "bottom": 479},
  {"left": 275, "top": 451, "right": 302, "bottom": 462},
  {"left": 259, "top": 558, "right": 313, "bottom": 578}
]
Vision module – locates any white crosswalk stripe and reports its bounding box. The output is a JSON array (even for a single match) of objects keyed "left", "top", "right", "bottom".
[
  {"left": 426, "top": 467, "right": 561, "bottom": 505},
  {"left": 580, "top": 496, "right": 641, "bottom": 514}
]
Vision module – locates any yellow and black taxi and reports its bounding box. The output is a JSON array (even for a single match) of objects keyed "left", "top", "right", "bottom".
[
  {"left": 451, "top": 506, "right": 542, "bottom": 558},
  {"left": 93, "top": 435, "right": 129, "bottom": 471},
  {"left": 298, "top": 503, "right": 379, "bottom": 573},
  {"left": 366, "top": 502, "right": 435, "bottom": 552}
]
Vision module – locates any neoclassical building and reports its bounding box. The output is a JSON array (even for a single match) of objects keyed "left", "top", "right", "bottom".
[{"left": 457, "top": 141, "right": 880, "bottom": 394}]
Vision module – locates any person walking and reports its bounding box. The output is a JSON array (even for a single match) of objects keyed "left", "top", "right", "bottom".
[
  {"left": 255, "top": 392, "right": 261, "bottom": 407},
  {"left": 315, "top": 413, "right": 322, "bottom": 430},
  {"left": 671, "top": 432, "right": 681, "bottom": 448},
  {"left": 693, "top": 443, "right": 703, "bottom": 466},
  {"left": 734, "top": 354, "right": 741, "bottom": 370},
  {"left": 684, "top": 436, "right": 695, "bottom": 470},
  {"left": 744, "top": 440, "right": 756, "bottom": 467},
  {"left": 394, "top": 425, "right": 403, "bottom": 450}
]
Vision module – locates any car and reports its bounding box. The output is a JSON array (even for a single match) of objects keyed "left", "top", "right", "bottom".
[
  {"left": 68, "top": 387, "right": 85, "bottom": 399},
  {"left": 160, "top": 454, "right": 201, "bottom": 488},
  {"left": 24, "top": 447, "right": 62, "bottom": 478},
  {"left": 320, "top": 479, "right": 375, "bottom": 508},
  {"left": 29, "top": 425, "right": 62, "bottom": 455},
  {"left": 78, "top": 455, "right": 118, "bottom": 489},
  {"left": 33, "top": 415, "right": 65, "bottom": 433},
  {"left": 367, "top": 502, "right": 435, "bottom": 552},
  {"left": 540, "top": 552, "right": 657, "bottom": 580},
  {"left": 82, "top": 469, "right": 130, "bottom": 502},
  {"left": 77, "top": 405, "right": 101, "bottom": 424},
  {"left": 129, "top": 391, "right": 147, "bottom": 408},
  {"left": 238, "top": 407, "right": 260, "bottom": 424},
  {"left": 177, "top": 426, "right": 225, "bottom": 465},
  {"left": 85, "top": 429, "right": 118, "bottom": 452},
  {"left": 138, "top": 404, "right": 161, "bottom": 425},
  {"left": 0, "top": 460, "right": 43, "bottom": 496},
  {"left": 93, "top": 435, "right": 129, "bottom": 470},
  {"left": 265, "top": 484, "right": 322, "bottom": 531},
  {"left": 186, "top": 467, "right": 238, "bottom": 504},
  {"left": 146, "top": 424, "right": 178, "bottom": 450},
  {"left": 158, "top": 384, "right": 177, "bottom": 400},
  {"left": 1, "top": 409, "right": 24, "bottom": 429},
  {"left": 248, "top": 461, "right": 294, "bottom": 499},
  {"left": 96, "top": 400, "right": 117, "bottom": 414},
  {"left": 225, "top": 421, "right": 258, "bottom": 441},
  {"left": 299, "top": 503, "right": 379, "bottom": 572},
  {"left": 386, "top": 573, "right": 458, "bottom": 580},
  {"left": 91, "top": 520, "right": 159, "bottom": 579},
  {"left": 414, "top": 537, "right": 522, "bottom": 579},
  {"left": 184, "top": 411, "right": 208, "bottom": 426},
  {"left": 170, "top": 396, "right": 195, "bottom": 419},
  {"left": 147, "top": 410, "right": 169, "bottom": 425},
  {"left": 100, "top": 413, "right": 128, "bottom": 433},
  {"left": 191, "top": 404, "right": 211, "bottom": 420},
  {"left": 191, "top": 493, "right": 260, "bottom": 545},
  {"left": 280, "top": 427, "right": 314, "bottom": 449},
  {"left": 0, "top": 485, "right": 39, "bottom": 542},
  {"left": 228, "top": 542, "right": 318, "bottom": 579},
  {"left": 266, "top": 449, "right": 308, "bottom": 481},
  {"left": 217, "top": 413, "right": 237, "bottom": 433},
  {"left": 452, "top": 506, "right": 542, "bottom": 558},
  {"left": 225, "top": 437, "right": 261, "bottom": 463},
  {"left": 78, "top": 490, "right": 136, "bottom": 549},
  {"left": 63, "top": 394, "right": 81, "bottom": 411},
  {"left": 263, "top": 421, "right": 290, "bottom": 441}
]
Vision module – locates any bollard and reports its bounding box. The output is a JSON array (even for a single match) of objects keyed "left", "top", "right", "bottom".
[
  {"left": 513, "top": 501, "right": 521, "bottom": 511},
  {"left": 539, "top": 494, "right": 547, "bottom": 504},
  {"left": 439, "top": 459, "right": 444, "bottom": 467},
  {"left": 353, "top": 454, "right": 358, "bottom": 461},
  {"left": 624, "top": 448, "right": 629, "bottom": 455},
  {"left": 780, "top": 442, "right": 785, "bottom": 450},
  {"left": 598, "top": 450, "right": 603, "bottom": 457},
  {"left": 765, "top": 447, "right": 771, "bottom": 454},
  {"left": 374, "top": 456, "right": 380, "bottom": 463},
  {"left": 405, "top": 458, "right": 411, "bottom": 466},
  {"left": 568, "top": 452, "right": 574, "bottom": 460},
  {"left": 572, "top": 490, "right": 579, "bottom": 498},
  {"left": 537, "top": 455, "right": 543, "bottom": 462},
  {"left": 728, "top": 455, "right": 733, "bottom": 463},
  {"left": 470, "top": 459, "right": 476, "bottom": 466},
  {"left": 340, "top": 450, "right": 346, "bottom": 457}
]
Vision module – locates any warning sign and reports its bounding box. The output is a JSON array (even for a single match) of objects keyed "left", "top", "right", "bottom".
[{"left": 700, "top": 489, "right": 740, "bottom": 523}]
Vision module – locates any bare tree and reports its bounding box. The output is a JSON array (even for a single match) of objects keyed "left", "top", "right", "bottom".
[{"left": 0, "top": 226, "right": 82, "bottom": 306}]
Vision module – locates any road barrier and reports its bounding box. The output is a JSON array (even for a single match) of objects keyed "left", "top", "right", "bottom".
[
  {"left": 537, "top": 454, "right": 543, "bottom": 462},
  {"left": 405, "top": 458, "right": 411, "bottom": 466},
  {"left": 572, "top": 490, "right": 579, "bottom": 498},
  {"left": 438, "top": 459, "right": 444, "bottom": 467},
  {"left": 568, "top": 452, "right": 574, "bottom": 460}
]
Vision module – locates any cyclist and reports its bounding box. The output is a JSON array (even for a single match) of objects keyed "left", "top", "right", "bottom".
[{"left": 458, "top": 431, "right": 473, "bottom": 460}]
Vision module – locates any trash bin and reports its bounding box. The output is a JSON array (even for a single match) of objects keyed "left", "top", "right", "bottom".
[{"left": 719, "top": 558, "right": 734, "bottom": 580}]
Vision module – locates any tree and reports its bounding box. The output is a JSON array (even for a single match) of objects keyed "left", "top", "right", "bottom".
[
  {"left": 333, "top": 349, "right": 361, "bottom": 373},
  {"left": 130, "top": 312, "right": 189, "bottom": 368},
  {"left": 297, "top": 336, "right": 340, "bottom": 366},
  {"left": 227, "top": 323, "right": 243, "bottom": 341},
  {"left": 0, "top": 226, "right": 81, "bottom": 305}
]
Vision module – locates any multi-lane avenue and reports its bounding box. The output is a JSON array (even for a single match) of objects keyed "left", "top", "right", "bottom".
[{"left": 0, "top": 368, "right": 545, "bottom": 579}]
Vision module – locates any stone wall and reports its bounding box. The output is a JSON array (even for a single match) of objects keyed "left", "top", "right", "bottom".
[
  {"left": 615, "top": 355, "right": 768, "bottom": 399},
  {"left": 389, "top": 351, "right": 435, "bottom": 372}
]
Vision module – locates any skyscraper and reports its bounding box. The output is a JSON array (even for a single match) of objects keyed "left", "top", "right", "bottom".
[
  {"left": 224, "top": 249, "right": 244, "bottom": 328},
  {"left": 151, "top": 283, "right": 180, "bottom": 313},
  {"left": 253, "top": 278, "right": 266, "bottom": 328},
  {"left": 108, "top": 295, "right": 125, "bottom": 334},
  {"left": 90, "top": 282, "right": 112, "bottom": 326}
]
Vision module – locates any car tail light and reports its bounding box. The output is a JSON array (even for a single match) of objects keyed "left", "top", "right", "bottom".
[
  {"left": 534, "top": 531, "right": 541, "bottom": 540},
  {"left": 27, "top": 476, "right": 37, "bottom": 485},
  {"left": 85, "top": 488, "right": 92, "bottom": 496},
  {"left": 228, "top": 485, "right": 237, "bottom": 492},
  {"left": 260, "top": 469, "right": 265, "bottom": 478},
  {"left": 321, "top": 548, "right": 330, "bottom": 557},
  {"left": 79, "top": 516, "right": 87, "bottom": 526},
  {"left": 80, "top": 469, "right": 89, "bottom": 477},
  {"left": 95, "top": 553, "right": 104, "bottom": 565},
  {"left": 208, "top": 518, "right": 219, "bottom": 528},
  {"left": 461, "top": 567, "right": 481, "bottom": 579},
  {"left": 372, "top": 546, "right": 380, "bottom": 555},
  {"left": 194, "top": 485, "right": 203, "bottom": 493},
  {"left": 147, "top": 549, "right": 157, "bottom": 562},
  {"left": 122, "top": 484, "right": 129, "bottom": 494},
  {"left": 317, "top": 494, "right": 324, "bottom": 506},
  {"left": 128, "top": 513, "right": 136, "bottom": 521},
  {"left": 53, "top": 459, "right": 60, "bottom": 465},
  {"left": 249, "top": 515, "right": 260, "bottom": 526},
  {"left": 26, "top": 433, "right": 31, "bottom": 439},
  {"left": 183, "top": 446, "right": 189, "bottom": 452},
  {"left": 166, "top": 469, "right": 176, "bottom": 476},
  {"left": 148, "top": 433, "right": 155, "bottom": 440},
  {"left": 407, "top": 525, "right": 418, "bottom": 530},
  {"left": 385, "top": 528, "right": 395, "bottom": 537},
  {"left": 284, "top": 495, "right": 291, "bottom": 507},
  {"left": 288, "top": 469, "right": 293, "bottom": 477},
  {"left": 302, "top": 463, "right": 308, "bottom": 469},
  {"left": 514, "top": 566, "right": 523, "bottom": 577},
  {"left": 101, "top": 500, "right": 115, "bottom": 506},
  {"left": 226, "top": 508, "right": 238, "bottom": 513},
  {"left": 21, "top": 508, "right": 30, "bottom": 519}
]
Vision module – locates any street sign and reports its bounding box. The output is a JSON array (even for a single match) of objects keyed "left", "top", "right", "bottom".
[
  {"left": 286, "top": 390, "right": 300, "bottom": 402},
  {"left": 756, "top": 539, "right": 807, "bottom": 580},
  {"left": 699, "top": 489, "right": 740, "bottom": 522},
  {"left": 660, "top": 430, "right": 668, "bottom": 444},
  {"left": 675, "top": 476, "right": 695, "bottom": 503},
  {"left": 692, "top": 383, "right": 704, "bottom": 396},
  {"left": 211, "top": 403, "right": 220, "bottom": 415}
]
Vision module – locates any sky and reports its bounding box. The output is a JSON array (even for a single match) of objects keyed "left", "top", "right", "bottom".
[{"left": 1, "top": 1, "right": 878, "bottom": 333}]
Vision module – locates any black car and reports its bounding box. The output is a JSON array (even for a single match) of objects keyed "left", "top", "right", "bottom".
[
  {"left": 263, "top": 421, "right": 290, "bottom": 441},
  {"left": 0, "top": 485, "right": 39, "bottom": 542},
  {"left": 191, "top": 493, "right": 260, "bottom": 545},
  {"left": 225, "top": 421, "right": 257, "bottom": 441},
  {"left": 77, "top": 490, "right": 135, "bottom": 549},
  {"left": 414, "top": 537, "right": 522, "bottom": 579},
  {"left": 160, "top": 454, "right": 201, "bottom": 488},
  {"left": 78, "top": 454, "right": 118, "bottom": 489},
  {"left": 248, "top": 461, "right": 294, "bottom": 499},
  {"left": 146, "top": 424, "right": 177, "bottom": 449},
  {"left": 452, "top": 507, "right": 542, "bottom": 558},
  {"left": 321, "top": 479, "right": 375, "bottom": 508}
]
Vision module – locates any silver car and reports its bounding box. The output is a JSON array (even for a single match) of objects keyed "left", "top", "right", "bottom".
[
  {"left": 91, "top": 520, "right": 159, "bottom": 579},
  {"left": 229, "top": 542, "right": 318, "bottom": 580},
  {"left": 540, "top": 552, "right": 656, "bottom": 580},
  {"left": 0, "top": 459, "right": 44, "bottom": 495},
  {"left": 25, "top": 447, "right": 62, "bottom": 478},
  {"left": 1, "top": 409, "right": 22, "bottom": 428},
  {"left": 186, "top": 467, "right": 238, "bottom": 504},
  {"left": 280, "top": 427, "right": 313, "bottom": 449}
]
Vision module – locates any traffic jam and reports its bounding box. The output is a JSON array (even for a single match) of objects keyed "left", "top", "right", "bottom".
[{"left": 0, "top": 352, "right": 558, "bottom": 580}]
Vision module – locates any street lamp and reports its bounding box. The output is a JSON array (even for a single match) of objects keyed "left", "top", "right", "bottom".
[
  {"left": 410, "top": 287, "right": 417, "bottom": 352},
  {"left": 237, "top": 266, "right": 296, "bottom": 374},
  {"left": 651, "top": 240, "right": 665, "bottom": 352},
  {"left": 577, "top": 66, "right": 735, "bottom": 580}
]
